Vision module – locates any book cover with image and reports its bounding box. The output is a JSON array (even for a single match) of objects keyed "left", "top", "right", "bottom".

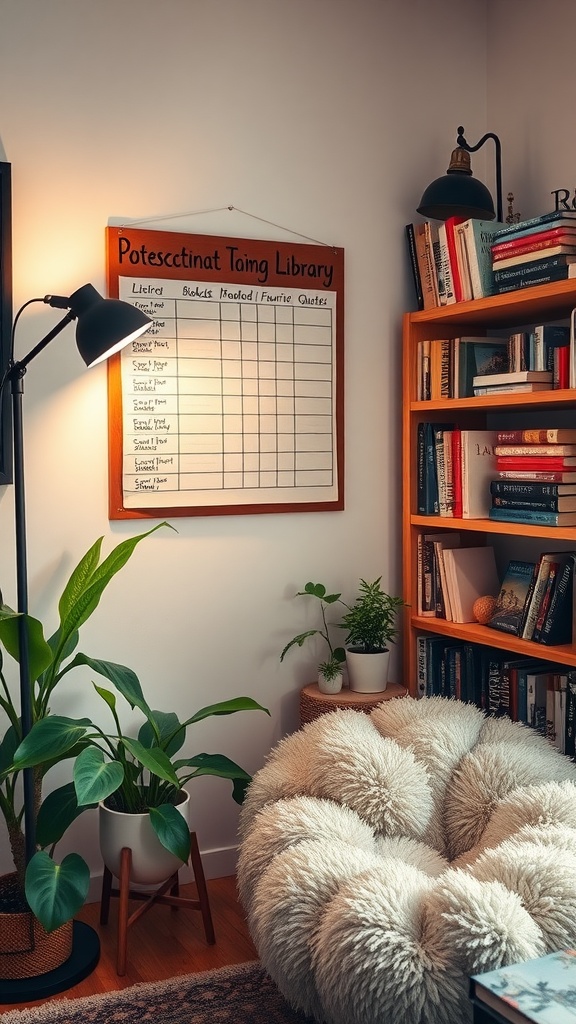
[
  {"left": 488, "top": 559, "right": 536, "bottom": 636},
  {"left": 471, "top": 948, "right": 576, "bottom": 1024}
]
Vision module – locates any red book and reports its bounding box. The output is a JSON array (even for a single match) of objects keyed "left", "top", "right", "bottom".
[
  {"left": 554, "top": 345, "right": 570, "bottom": 389},
  {"left": 492, "top": 225, "right": 576, "bottom": 255},
  {"left": 451, "top": 428, "right": 462, "bottom": 518},
  {"left": 444, "top": 216, "right": 466, "bottom": 301},
  {"left": 496, "top": 456, "right": 576, "bottom": 470}
]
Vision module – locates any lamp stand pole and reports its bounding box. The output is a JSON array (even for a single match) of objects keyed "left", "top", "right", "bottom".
[
  {"left": 1, "top": 312, "right": 101, "bottom": 1003},
  {"left": 456, "top": 126, "right": 503, "bottom": 222}
]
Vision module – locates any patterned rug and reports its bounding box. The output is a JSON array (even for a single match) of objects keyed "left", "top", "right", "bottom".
[{"left": 0, "top": 961, "right": 310, "bottom": 1024}]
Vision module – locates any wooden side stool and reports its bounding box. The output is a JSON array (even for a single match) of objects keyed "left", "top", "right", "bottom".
[
  {"left": 300, "top": 681, "right": 408, "bottom": 725},
  {"left": 99, "top": 829, "right": 215, "bottom": 976}
]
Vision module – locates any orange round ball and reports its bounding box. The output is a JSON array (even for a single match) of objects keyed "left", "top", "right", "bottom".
[{"left": 473, "top": 595, "right": 497, "bottom": 624}]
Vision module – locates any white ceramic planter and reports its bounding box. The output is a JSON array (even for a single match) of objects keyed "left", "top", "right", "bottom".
[
  {"left": 318, "top": 670, "right": 343, "bottom": 695},
  {"left": 345, "top": 648, "right": 389, "bottom": 693},
  {"left": 99, "top": 791, "right": 190, "bottom": 886}
]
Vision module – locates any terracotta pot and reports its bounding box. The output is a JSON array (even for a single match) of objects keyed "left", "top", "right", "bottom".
[
  {"left": 99, "top": 791, "right": 190, "bottom": 886},
  {"left": 0, "top": 873, "right": 72, "bottom": 979}
]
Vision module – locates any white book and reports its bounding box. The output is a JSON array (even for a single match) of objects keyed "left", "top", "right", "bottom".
[
  {"left": 432, "top": 534, "right": 462, "bottom": 621},
  {"left": 442, "top": 546, "right": 499, "bottom": 623},
  {"left": 460, "top": 430, "right": 499, "bottom": 519}
]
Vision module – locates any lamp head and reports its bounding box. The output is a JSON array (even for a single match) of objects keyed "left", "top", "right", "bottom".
[
  {"left": 46, "top": 284, "right": 152, "bottom": 367},
  {"left": 417, "top": 144, "right": 496, "bottom": 221}
]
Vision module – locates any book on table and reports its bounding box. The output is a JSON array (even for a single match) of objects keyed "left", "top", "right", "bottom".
[
  {"left": 470, "top": 948, "right": 576, "bottom": 1024},
  {"left": 487, "top": 560, "right": 536, "bottom": 636}
]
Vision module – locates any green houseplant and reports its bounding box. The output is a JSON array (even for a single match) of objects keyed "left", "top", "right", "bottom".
[
  {"left": 280, "top": 582, "right": 346, "bottom": 692},
  {"left": 339, "top": 577, "right": 405, "bottom": 693},
  {"left": 0, "top": 524, "right": 268, "bottom": 934}
]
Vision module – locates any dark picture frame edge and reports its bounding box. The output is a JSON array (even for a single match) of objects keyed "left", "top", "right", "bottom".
[{"left": 0, "top": 161, "right": 13, "bottom": 485}]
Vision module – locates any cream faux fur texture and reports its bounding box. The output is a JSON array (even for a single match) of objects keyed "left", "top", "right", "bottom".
[{"left": 238, "top": 696, "right": 576, "bottom": 1024}]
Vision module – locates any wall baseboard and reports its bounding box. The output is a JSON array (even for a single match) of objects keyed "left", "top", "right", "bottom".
[{"left": 86, "top": 843, "right": 239, "bottom": 904}]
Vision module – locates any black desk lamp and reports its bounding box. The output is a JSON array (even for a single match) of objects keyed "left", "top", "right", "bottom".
[
  {"left": 2, "top": 284, "right": 151, "bottom": 998},
  {"left": 417, "top": 125, "right": 503, "bottom": 223}
]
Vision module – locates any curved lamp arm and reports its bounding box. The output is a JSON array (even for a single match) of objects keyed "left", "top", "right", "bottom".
[{"left": 456, "top": 126, "right": 503, "bottom": 222}]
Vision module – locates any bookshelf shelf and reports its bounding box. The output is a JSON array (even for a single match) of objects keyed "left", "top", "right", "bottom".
[{"left": 402, "top": 279, "right": 576, "bottom": 699}]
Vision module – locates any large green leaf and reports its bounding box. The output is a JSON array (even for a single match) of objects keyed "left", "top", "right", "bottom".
[
  {"left": 25, "top": 850, "right": 90, "bottom": 932},
  {"left": 0, "top": 606, "right": 53, "bottom": 682},
  {"left": 0, "top": 723, "right": 20, "bottom": 776},
  {"left": 182, "top": 697, "right": 270, "bottom": 729},
  {"left": 36, "top": 782, "right": 94, "bottom": 847},
  {"left": 68, "top": 655, "right": 151, "bottom": 718},
  {"left": 149, "top": 804, "right": 191, "bottom": 863},
  {"left": 175, "top": 752, "right": 252, "bottom": 805},
  {"left": 74, "top": 746, "right": 125, "bottom": 806},
  {"left": 12, "top": 716, "right": 91, "bottom": 768},
  {"left": 138, "top": 711, "right": 184, "bottom": 755},
  {"left": 51, "top": 523, "right": 172, "bottom": 669},
  {"left": 57, "top": 537, "right": 104, "bottom": 623},
  {"left": 121, "top": 737, "right": 180, "bottom": 786}
]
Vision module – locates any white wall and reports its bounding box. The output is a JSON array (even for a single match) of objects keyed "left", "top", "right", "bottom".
[
  {"left": 0, "top": 0, "right": 488, "bottom": 885},
  {"left": 488, "top": 0, "right": 576, "bottom": 221}
]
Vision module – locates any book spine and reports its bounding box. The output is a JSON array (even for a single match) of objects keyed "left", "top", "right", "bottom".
[
  {"left": 405, "top": 224, "right": 424, "bottom": 310},
  {"left": 523, "top": 559, "right": 555, "bottom": 639},
  {"left": 417, "top": 422, "right": 426, "bottom": 514},
  {"left": 489, "top": 508, "right": 565, "bottom": 525},
  {"left": 531, "top": 562, "right": 560, "bottom": 642},
  {"left": 491, "top": 480, "right": 569, "bottom": 498},
  {"left": 492, "top": 228, "right": 576, "bottom": 255},
  {"left": 495, "top": 429, "right": 572, "bottom": 444},
  {"left": 494, "top": 266, "right": 574, "bottom": 293},
  {"left": 494, "top": 444, "right": 576, "bottom": 457},
  {"left": 493, "top": 210, "right": 576, "bottom": 241},
  {"left": 494, "top": 254, "right": 575, "bottom": 282},
  {"left": 565, "top": 673, "right": 576, "bottom": 758},
  {"left": 414, "top": 224, "right": 437, "bottom": 310},
  {"left": 461, "top": 220, "right": 497, "bottom": 299},
  {"left": 497, "top": 470, "right": 576, "bottom": 482},
  {"left": 493, "top": 245, "right": 576, "bottom": 270},
  {"left": 452, "top": 429, "right": 462, "bottom": 518},
  {"left": 496, "top": 457, "right": 575, "bottom": 469},
  {"left": 491, "top": 495, "right": 568, "bottom": 512},
  {"left": 539, "top": 557, "right": 574, "bottom": 645},
  {"left": 444, "top": 218, "right": 463, "bottom": 302}
]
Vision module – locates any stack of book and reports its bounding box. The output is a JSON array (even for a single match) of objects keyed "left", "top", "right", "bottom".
[
  {"left": 491, "top": 209, "right": 576, "bottom": 294},
  {"left": 418, "top": 425, "right": 498, "bottom": 519},
  {"left": 489, "top": 428, "right": 576, "bottom": 526}
]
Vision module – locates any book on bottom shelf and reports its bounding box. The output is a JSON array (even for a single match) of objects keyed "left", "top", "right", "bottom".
[{"left": 470, "top": 948, "right": 576, "bottom": 1024}]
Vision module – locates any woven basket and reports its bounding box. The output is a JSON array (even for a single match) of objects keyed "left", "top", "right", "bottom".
[{"left": 0, "top": 873, "right": 73, "bottom": 979}]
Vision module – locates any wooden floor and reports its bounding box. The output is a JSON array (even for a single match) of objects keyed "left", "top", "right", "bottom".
[{"left": 1, "top": 876, "right": 258, "bottom": 1013}]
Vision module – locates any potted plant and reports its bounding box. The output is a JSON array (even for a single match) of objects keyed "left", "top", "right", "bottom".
[
  {"left": 0, "top": 523, "right": 268, "bottom": 967},
  {"left": 339, "top": 577, "right": 404, "bottom": 692},
  {"left": 280, "top": 582, "right": 346, "bottom": 694}
]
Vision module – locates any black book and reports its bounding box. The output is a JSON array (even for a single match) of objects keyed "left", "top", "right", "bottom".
[
  {"left": 538, "top": 552, "right": 576, "bottom": 646},
  {"left": 405, "top": 224, "right": 424, "bottom": 310}
]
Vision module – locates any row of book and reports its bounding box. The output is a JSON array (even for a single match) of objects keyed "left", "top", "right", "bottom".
[
  {"left": 416, "top": 636, "right": 576, "bottom": 756},
  {"left": 418, "top": 425, "right": 576, "bottom": 523},
  {"left": 406, "top": 217, "right": 502, "bottom": 309},
  {"left": 489, "top": 553, "right": 575, "bottom": 646},
  {"left": 406, "top": 209, "right": 576, "bottom": 310},
  {"left": 416, "top": 326, "right": 573, "bottom": 401},
  {"left": 417, "top": 536, "right": 499, "bottom": 623},
  {"left": 491, "top": 209, "right": 576, "bottom": 294}
]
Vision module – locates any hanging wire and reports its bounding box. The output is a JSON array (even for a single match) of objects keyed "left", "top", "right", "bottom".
[{"left": 119, "top": 205, "right": 337, "bottom": 251}]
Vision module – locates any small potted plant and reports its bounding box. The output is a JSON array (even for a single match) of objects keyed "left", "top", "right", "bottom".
[
  {"left": 339, "top": 577, "right": 404, "bottom": 692},
  {"left": 280, "top": 582, "right": 346, "bottom": 694}
]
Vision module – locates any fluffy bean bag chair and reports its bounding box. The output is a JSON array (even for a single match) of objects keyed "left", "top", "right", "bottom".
[{"left": 238, "top": 696, "right": 576, "bottom": 1024}]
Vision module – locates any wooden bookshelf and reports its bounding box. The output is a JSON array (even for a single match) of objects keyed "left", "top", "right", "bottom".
[{"left": 402, "top": 279, "right": 576, "bottom": 695}]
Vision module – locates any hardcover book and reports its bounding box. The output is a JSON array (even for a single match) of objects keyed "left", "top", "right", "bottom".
[
  {"left": 494, "top": 444, "right": 576, "bottom": 457},
  {"left": 455, "top": 337, "right": 508, "bottom": 398},
  {"left": 457, "top": 218, "right": 505, "bottom": 299},
  {"left": 488, "top": 508, "right": 576, "bottom": 526},
  {"left": 493, "top": 209, "right": 576, "bottom": 240},
  {"left": 494, "top": 245, "right": 576, "bottom": 270},
  {"left": 492, "top": 226, "right": 576, "bottom": 257},
  {"left": 488, "top": 560, "right": 537, "bottom": 636},
  {"left": 460, "top": 429, "right": 499, "bottom": 518},
  {"left": 490, "top": 480, "right": 576, "bottom": 497},
  {"left": 471, "top": 948, "right": 576, "bottom": 1024},
  {"left": 495, "top": 429, "right": 576, "bottom": 444},
  {"left": 473, "top": 370, "right": 553, "bottom": 387}
]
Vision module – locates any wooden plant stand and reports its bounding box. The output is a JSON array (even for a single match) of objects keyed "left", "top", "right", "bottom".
[{"left": 99, "top": 830, "right": 215, "bottom": 976}]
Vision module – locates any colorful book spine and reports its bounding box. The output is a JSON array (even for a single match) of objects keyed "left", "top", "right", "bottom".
[
  {"left": 496, "top": 457, "right": 576, "bottom": 469},
  {"left": 493, "top": 244, "right": 576, "bottom": 270},
  {"left": 492, "top": 209, "right": 576, "bottom": 241},
  {"left": 495, "top": 428, "right": 576, "bottom": 444},
  {"left": 492, "top": 226, "right": 576, "bottom": 255},
  {"left": 494, "top": 444, "right": 576, "bottom": 457},
  {"left": 490, "top": 480, "right": 576, "bottom": 497},
  {"left": 491, "top": 495, "right": 575, "bottom": 512},
  {"left": 489, "top": 507, "right": 576, "bottom": 526},
  {"left": 497, "top": 470, "right": 576, "bottom": 482},
  {"left": 494, "top": 264, "right": 576, "bottom": 293}
]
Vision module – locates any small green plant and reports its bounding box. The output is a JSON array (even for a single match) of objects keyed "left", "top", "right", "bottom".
[
  {"left": 280, "top": 582, "right": 346, "bottom": 675},
  {"left": 339, "top": 577, "right": 405, "bottom": 653}
]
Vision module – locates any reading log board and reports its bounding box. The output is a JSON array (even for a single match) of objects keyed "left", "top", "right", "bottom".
[{"left": 106, "top": 227, "right": 344, "bottom": 519}]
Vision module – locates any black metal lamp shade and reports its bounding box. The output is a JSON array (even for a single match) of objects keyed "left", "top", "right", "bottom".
[
  {"left": 417, "top": 127, "right": 503, "bottom": 222},
  {"left": 68, "top": 283, "right": 152, "bottom": 366}
]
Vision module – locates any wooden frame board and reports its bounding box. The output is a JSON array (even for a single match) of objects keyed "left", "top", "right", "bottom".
[
  {"left": 106, "top": 226, "right": 344, "bottom": 519},
  {"left": 0, "top": 162, "right": 12, "bottom": 485}
]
